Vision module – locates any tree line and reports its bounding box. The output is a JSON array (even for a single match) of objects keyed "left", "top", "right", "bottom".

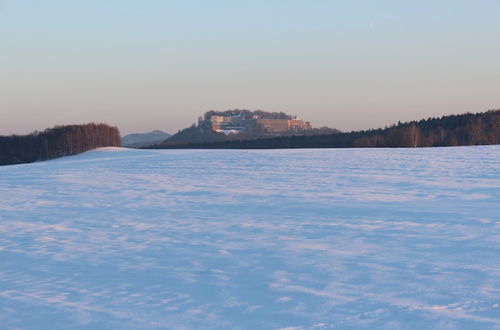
[
  {"left": 0, "top": 123, "right": 121, "bottom": 165},
  {"left": 152, "top": 110, "right": 500, "bottom": 149}
]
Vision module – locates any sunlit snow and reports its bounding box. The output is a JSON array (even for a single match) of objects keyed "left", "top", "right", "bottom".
[{"left": 0, "top": 146, "right": 499, "bottom": 329}]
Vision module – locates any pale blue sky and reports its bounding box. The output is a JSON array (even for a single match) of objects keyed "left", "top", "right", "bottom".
[{"left": 1, "top": 0, "right": 499, "bottom": 135}]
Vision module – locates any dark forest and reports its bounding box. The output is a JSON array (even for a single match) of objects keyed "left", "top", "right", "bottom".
[
  {"left": 153, "top": 110, "right": 500, "bottom": 149},
  {"left": 0, "top": 123, "right": 121, "bottom": 165}
]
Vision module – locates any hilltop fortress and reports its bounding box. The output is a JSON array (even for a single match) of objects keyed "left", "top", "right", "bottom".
[
  {"left": 199, "top": 110, "right": 311, "bottom": 135},
  {"left": 163, "top": 109, "right": 339, "bottom": 145}
]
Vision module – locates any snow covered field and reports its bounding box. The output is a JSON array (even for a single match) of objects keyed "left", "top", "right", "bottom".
[{"left": 0, "top": 146, "right": 499, "bottom": 329}]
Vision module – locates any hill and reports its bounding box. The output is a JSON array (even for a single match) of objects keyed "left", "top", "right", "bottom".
[
  {"left": 121, "top": 130, "right": 171, "bottom": 148},
  {"left": 162, "top": 109, "right": 340, "bottom": 145}
]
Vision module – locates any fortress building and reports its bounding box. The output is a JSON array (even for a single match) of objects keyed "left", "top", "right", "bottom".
[{"left": 208, "top": 113, "right": 310, "bottom": 135}]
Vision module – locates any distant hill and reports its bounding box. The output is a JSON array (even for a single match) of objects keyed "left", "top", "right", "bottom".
[
  {"left": 151, "top": 110, "right": 500, "bottom": 149},
  {"left": 162, "top": 109, "right": 340, "bottom": 146},
  {"left": 122, "top": 130, "right": 171, "bottom": 148}
]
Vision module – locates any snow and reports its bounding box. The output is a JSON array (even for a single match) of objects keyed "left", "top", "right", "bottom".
[{"left": 0, "top": 146, "right": 499, "bottom": 329}]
